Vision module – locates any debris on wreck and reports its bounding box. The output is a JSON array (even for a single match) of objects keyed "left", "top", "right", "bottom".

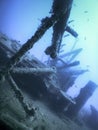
[
  {"left": 45, "top": 0, "right": 78, "bottom": 58},
  {"left": 65, "top": 81, "right": 98, "bottom": 118},
  {"left": 87, "top": 105, "right": 98, "bottom": 130}
]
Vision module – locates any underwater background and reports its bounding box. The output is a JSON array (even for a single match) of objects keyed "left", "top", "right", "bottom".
[{"left": 0, "top": 1, "right": 98, "bottom": 129}]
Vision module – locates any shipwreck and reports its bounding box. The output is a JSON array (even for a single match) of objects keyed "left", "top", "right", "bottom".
[{"left": 0, "top": 0, "right": 97, "bottom": 130}]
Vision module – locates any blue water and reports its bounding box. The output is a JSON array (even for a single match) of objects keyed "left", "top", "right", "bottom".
[{"left": 0, "top": 0, "right": 98, "bottom": 122}]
